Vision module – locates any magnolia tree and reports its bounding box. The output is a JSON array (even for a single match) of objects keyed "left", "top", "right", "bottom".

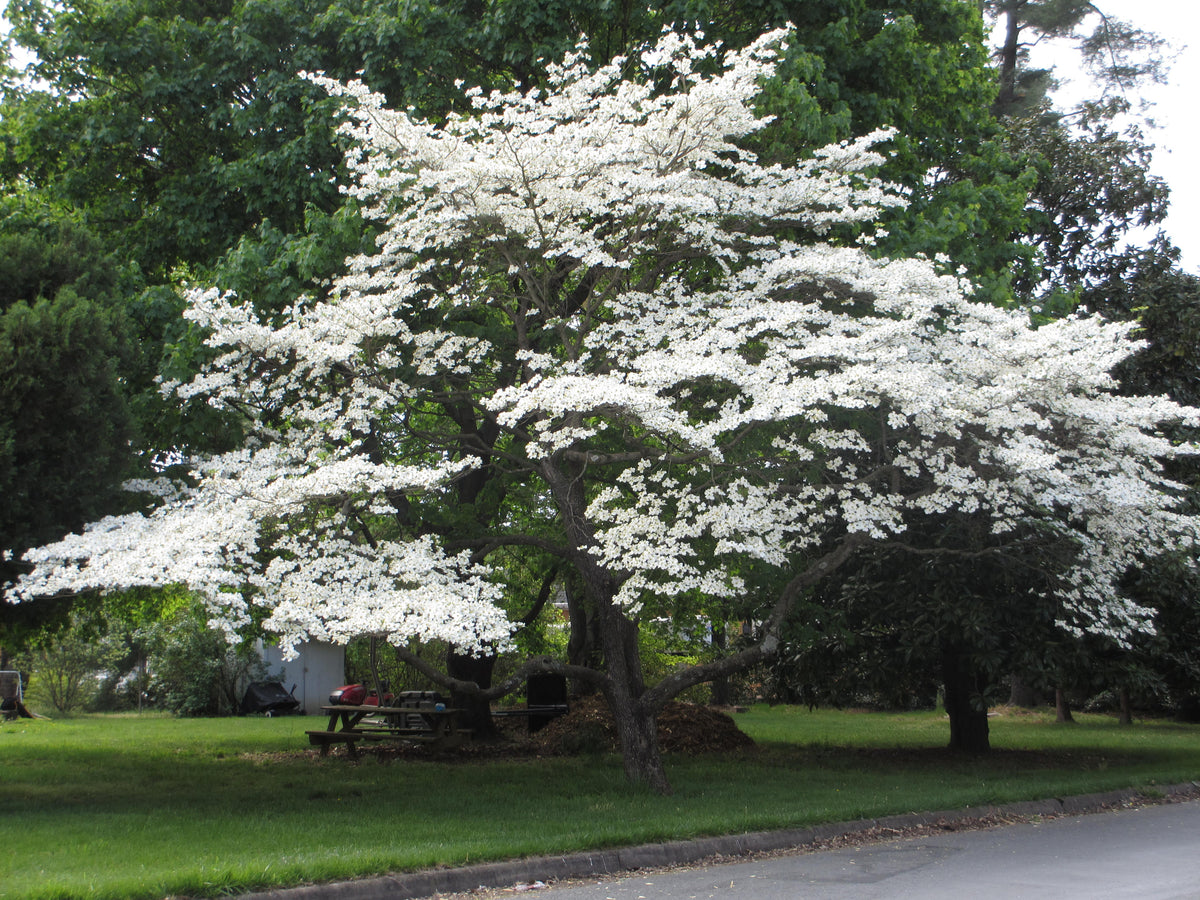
[{"left": 16, "top": 28, "right": 1199, "bottom": 791}]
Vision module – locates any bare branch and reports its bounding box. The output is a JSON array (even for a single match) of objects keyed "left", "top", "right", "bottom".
[{"left": 640, "top": 534, "right": 869, "bottom": 712}]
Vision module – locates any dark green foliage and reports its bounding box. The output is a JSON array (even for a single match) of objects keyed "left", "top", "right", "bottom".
[
  {"left": 1006, "top": 107, "right": 1170, "bottom": 298},
  {"left": 1083, "top": 243, "right": 1200, "bottom": 410},
  {"left": 0, "top": 294, "right": 135, "bottom": 574},
  {"left": 1127, "top": 557, "right": 1200, "bottom": 721},
  {"left": 2, "top": 0, "right": 349, "bottom": 279},
  {"left": 768, "top": 516, "right": 1079, "bottom": 720},
  {"left": 0, "top": 201, "right": 153, "bottom": 654},
  {"left": 142, "top": 602, "right": 269, "bottom": 716},
  {"left": 0, "top": 209, "right": 127, "bottom": 313},
  {"left": 1083, "top": 252, "right": 1200, "bottom": 721}
]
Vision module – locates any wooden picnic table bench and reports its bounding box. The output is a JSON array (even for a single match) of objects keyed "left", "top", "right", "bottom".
[
  {"left": 307, "top": 703, "right": 470, "bottom": 758},
  {"left": 492, "top": 673, "right": 569, "bottom": 733}
]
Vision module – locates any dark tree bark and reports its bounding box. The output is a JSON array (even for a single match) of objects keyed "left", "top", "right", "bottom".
[
  {"left": 991, "top": 1, "right": 1024, "bottom": 117},
  {"left": 709, "top": 622, "right": 733, "bottom": 707},
  {"left": 565, "top": 578, "right": 601, "bottom": 696},
  {"left": 446, "top": 648, "right": 498, "bottom": 738},
  {"left": 942, "top": 644, "right": 990, "bottom": 752},
  {"left": 590, "top": 572, "right": 671, "bottom": 793},
  {"left": 1055, "top": 686, "right": 1075, "bottom": 723},
  {"left": 1118, "top": 686, "right": 1133, "bottom": 725},
  {"left": 1008, "top": 673, "right": 1041, "bottom": 708}
]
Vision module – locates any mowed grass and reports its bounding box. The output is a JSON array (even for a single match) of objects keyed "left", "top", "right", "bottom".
[{"left": 2, "top": 707, "right": 1198, "bottom": 899}]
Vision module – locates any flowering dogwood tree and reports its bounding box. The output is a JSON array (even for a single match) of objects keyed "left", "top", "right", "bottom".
[{"left": 16, "top": 28, "right": 1199, "bottom": 791}]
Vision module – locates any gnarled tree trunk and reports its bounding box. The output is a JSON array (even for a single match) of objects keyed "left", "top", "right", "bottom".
[
  {"left": 546, "top": 456, "right": 672, "bottom": 793},
  {"left": 590, "top": 571, "right": 671, "bottom": 793}
]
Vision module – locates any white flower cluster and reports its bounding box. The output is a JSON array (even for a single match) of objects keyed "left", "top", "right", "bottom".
[
  {"left": 18, "top": 444, "right": 506, "bottom": 650},
  {"left": 259, "top": 534, "right": 511, "bottom": 657}
]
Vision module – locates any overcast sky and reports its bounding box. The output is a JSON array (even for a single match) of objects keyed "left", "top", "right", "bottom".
[{"left": 2, "top": 2, "right": 1196, "bottom": 272}]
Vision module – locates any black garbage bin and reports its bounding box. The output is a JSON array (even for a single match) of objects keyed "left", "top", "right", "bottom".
[{"left": 526, "top": 673, "right": 568, "bottom": 733}]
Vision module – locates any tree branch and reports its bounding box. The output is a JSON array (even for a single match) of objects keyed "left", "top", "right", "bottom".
[
  {"left": 443, "top": 533, "right": 572, "bottom": 565},
  {"left": 560, "top": 448, "right": 706, "bottom": 467},
  {"left": 391, "top": 644, "right": 608, "bottom": 700},
  {"left": 639, "top": 534, "right": 869, "bottom": 712}
]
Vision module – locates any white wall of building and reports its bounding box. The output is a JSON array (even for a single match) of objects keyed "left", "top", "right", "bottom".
[{"left": 259, "top": 642, "right": 345, "bottom": 715}]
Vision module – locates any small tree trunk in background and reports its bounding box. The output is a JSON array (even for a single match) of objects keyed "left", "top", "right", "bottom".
[
  {"left": 942, "top": 644, "right": 990, "bottom": 752},
  {"left": 709, "top": 622, "right": 732, "bottom": 706},
  {"left": 1118, "top": 687, "right": 1133, "bottom": 725},
  {"left": 1008, "top": 673, "right": 1040, "bottom": 708},
  {"left": 446, "top": 648, "right": 498, "bottom": 739},
  {"left": 1055, "top": 687, "right": 1075, "bottom": 723}
]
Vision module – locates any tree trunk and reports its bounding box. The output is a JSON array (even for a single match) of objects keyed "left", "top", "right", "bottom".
[
  {"left": 1008, "top": 673, "right": 1040, "bottom": 708},
  {"left": 992, "top": 3, "right": 1023, "bottom": 116},
  {"left": 709, "top": 621, "right": 733, "bottom": 707},
  {"left": 1118, "top": 687, "right": 1133, "bottom": 725},
  {"left": 594, "top": 594, "right": 671, "bottom": 793},
  {"left": 942, "top": 644, "right": 990, "bottom": 752},
  {"left": 586, "top": 574, "right": 666, "bottom": 791},
  {"left": 565, "top": 578, "right": 601, "bottom": 696},
  {"left": 1055, "top": 687, "right": 1075, "bottom": 723},
  {"left": 544, "top": 456, "right": 672, "bottom": 793},
  {"left": 446, "top": 648, "right": 498, "bottom": 739}
]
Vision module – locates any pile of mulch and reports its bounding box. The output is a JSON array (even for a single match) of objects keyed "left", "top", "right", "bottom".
[
  {"left": 339, "top": 695, "right": 754, "bottom": 763},
  {"left": 521, "top": 694, "right": 755, "bottom": 756}
]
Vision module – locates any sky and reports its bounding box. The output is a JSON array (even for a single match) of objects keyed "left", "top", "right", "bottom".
[
  {"left": 1, "top": 2, "right": 1196, "bottom": 271},
  {"left": 1023, "top": 0, "right": 1200, "bottom": 273}
]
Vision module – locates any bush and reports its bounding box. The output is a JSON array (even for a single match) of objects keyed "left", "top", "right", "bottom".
[
  {"left": 18, "top": 606, "right": 125, "bottom": 714},
  {"left": 141, "top": 604, "right": 268, "bottom": 716},
  {"left": 21, "top": 630, "right": 99, "bottom": 714}
]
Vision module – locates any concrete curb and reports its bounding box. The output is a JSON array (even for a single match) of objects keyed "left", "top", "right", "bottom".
[{"left": 240, "top": 781, "right": 1200, "bottom": 900}]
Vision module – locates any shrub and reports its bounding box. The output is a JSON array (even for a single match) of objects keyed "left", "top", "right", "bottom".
[{"left": 142, "top": 604, "right": 268, "bottom": 716}]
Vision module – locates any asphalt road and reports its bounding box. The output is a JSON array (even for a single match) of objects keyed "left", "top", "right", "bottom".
[{"left": 528, "top": 800, "right": 1200, "bottom": 900}]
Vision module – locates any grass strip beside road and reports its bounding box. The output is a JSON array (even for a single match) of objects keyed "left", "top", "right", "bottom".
[{"left": 2, "top": 707, "right": 1198, "bottom": 900}]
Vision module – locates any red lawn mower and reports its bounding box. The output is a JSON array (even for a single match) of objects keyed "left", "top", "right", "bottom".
[{"left": 327, "top": 683, "right": 394, "bottom": 706}]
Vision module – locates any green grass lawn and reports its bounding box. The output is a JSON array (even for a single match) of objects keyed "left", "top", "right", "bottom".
[{"left": 2, "top": 707, "right": 1198, "bottom": 900}]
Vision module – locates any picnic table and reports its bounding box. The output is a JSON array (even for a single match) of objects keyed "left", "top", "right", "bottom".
[{"left": 307, "top": 702, "right": 469, "bottom": 758}]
